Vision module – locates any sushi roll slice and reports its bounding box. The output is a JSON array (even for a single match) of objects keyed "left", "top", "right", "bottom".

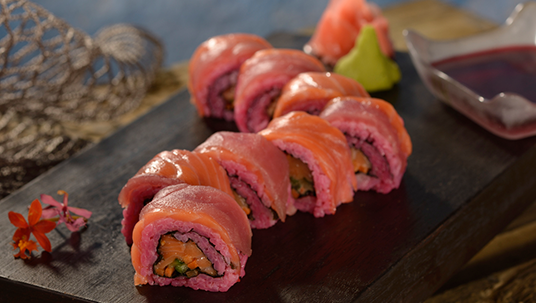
[
  {"left": 258, "top": 111, "right": 357, "bottom": 218},
  {"left": 319, "top": 96, "right": 412, "bottom": 193},
  {"left": 273, "top": 71, "right": 369, "bottom": 119},
  {"left": 234, "top": 48, "right": 326, "bottom": 133},
  {"left": 304, "top": 0, "right": 394, "bottom": 66},
  {"left": 131, "top": 184, "right": 252, "bottom": 292},
  {"left": 118, "top": 150, "right": 234, "bottom": 245},
  {"left": 188, "top": 33, "right": 272, "bottom": 121},
  {"left": 195, "top": 131, "right": 294, "bottom": 229}
]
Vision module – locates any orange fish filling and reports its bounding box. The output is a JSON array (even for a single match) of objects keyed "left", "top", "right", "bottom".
[
  {"left": 222, "top": 85, "right": 235, "bottom": 110},
  {"left": 154, "top": 234, "right": 217, "bottom": 278},
  {"left": 233, "top": 185, "right": 280, "bottom": 221},
  {"left": 266, "top": 92, "right": 282, "bottom": 118},
  {"left": 351, "top": 147, "right": 371, "bottom": 174},
  {"left": 232, "top": 189, "right": 252, "bottom": 216},
  {"left": 286, "top": 154, "right": 315, "bottom": 199}
]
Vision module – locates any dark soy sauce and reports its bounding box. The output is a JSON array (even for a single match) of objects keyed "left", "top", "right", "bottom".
[{"left": 432, "top": 46, "right": 536, "bottom": 103}]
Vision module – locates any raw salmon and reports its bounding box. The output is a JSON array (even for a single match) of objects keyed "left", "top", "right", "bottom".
[
  {"left": 304, "top": 0, "right": 394, "bottom": 66},
  {"left": 258, "top": 111, "right": 357, "bottom": 217},
  {"left": 195, "top": 131, "right": 294, "bottom": 228},
  {"left": 118, "top": 150, "right": 233, "bottom": 245},
  {"left": 320, "top": 96, "right": 412, "bottom": 193},
  {"left": 273, "top": 72, "right": 369, "bottom": 118},
  {"left": 131, "top": 184, "right": 252, "bottom": 291},
  {"left": 234, "top": 48, "right": 326, "bottom": 133},
  {"left": 188, "top": 33, "right": 272, "bottom": 121}
]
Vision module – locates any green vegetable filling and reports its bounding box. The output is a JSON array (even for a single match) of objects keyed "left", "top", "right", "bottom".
[
  {"left": 290, "top": 176, "right": 315, "bottom": 198},
  {"left": 153, "top": 234, "right": 218, "bottom": 278},
  {"left": 170, "top": 258, "right": 189, "bottom": 275}
]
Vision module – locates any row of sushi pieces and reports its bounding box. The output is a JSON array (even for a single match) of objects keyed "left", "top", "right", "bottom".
[
  {"left": 188, "top": 33, "right": 362, "bottom": 133},
  {"left": 120, "top": 17, "right": 407, "bottom": 291},
  {"left": 118, "top": 97, "right": 412, "bottom": 292},
  {"left": 188, "top": 12, "right": 394, "bottom": 133}
]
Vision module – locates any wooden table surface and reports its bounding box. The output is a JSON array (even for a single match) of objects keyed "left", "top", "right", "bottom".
[
  {"left": 3, "top": 0, "right": 536, "bottom": 301},
  {"left": 137, "top": 1, "right": 536, "bottom": 300}
]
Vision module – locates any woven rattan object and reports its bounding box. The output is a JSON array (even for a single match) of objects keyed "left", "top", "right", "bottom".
[{"left": 0, "top": 0, "right": 163, "bottom": 198}]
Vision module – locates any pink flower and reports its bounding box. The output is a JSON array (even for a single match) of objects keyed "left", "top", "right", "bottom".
[{"left": 41, "top": 190, "right": 92, "bottom": 232}]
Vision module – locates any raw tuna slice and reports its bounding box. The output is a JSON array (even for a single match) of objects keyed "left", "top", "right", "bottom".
[
  {"left": 195, "top": 131, "right": 294, "bottom": 228},
  {"left": 188, "top": 33, "right": 272, "bottom": 121},
  {"left": 234, "top": 48, "right": 326, "bottom": 133},
  {"left": 273, "top": 71, "right": 369, "bottom": 118},
  {"left": 304, "top": 0, "right": 394, "bottom": 66},
  {"left": 258, "top": 111, "right": 357, "bottom": 218},
  {"left": 118, "top": 150, "right": 233, "bottom": 245},
  {"left": 131, "top": 184, "right": 252, "bottom": 292},
  {"left": 320, "top": 96, "right": 412, "bottom": 193}
]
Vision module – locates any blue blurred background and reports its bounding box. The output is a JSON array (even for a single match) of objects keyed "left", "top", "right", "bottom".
[{"left": 30, "top": 0, "right": 526, "bottom": 66}]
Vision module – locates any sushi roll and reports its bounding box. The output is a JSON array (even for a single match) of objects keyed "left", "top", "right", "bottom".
[
  {"left": 258, "top": 111, "right": 357, "bottom": 218},
  {"left": 304, "top": 0, "right": 394, "bottom": 66},
  {"left": 273, "top": 71, "right": 369, "bottom": 118},
  {"left": 131, "top": 184, "right": 252, "bottom": 292},
  {"left": 195, "top": 131, "right": 294, "bottom": 229},
  {"left": 234, "top": 48, "right": 326, "bottom": 133},
  {"left": 319, "top": 96, "right": 412, "bottom": 193},
  {"left": 188, "top": 33, "right": 272, "bottom": 121},
  {"left": 118, "top": 150, "right": 234, "bottom": 245}
]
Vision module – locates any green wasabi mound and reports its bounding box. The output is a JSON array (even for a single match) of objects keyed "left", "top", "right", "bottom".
[{"left": 334, "top": 25, "right": 401, "bottom": 92}]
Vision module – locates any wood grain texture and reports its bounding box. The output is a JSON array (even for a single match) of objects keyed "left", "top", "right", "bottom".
[
  {"left": 1, "top": 33, "right": 536, "bottom": 302},
  {"left": 437, "top": 220, "right": 536, "bottom": 293},
  {"left": 426, "top": 258, "right": 536, "bottom": 302},
  {"left": 383, "top": 0, "right": 498, "bottom": 52}
]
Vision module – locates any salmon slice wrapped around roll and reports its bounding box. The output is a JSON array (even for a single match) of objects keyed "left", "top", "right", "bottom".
[
  {"left": 304, "top": 0, "right": 394, "bottom": 66},
  {"left": 118, "top": 150, "right": 234, "bottom": 245},
  {"left": 319, "top": 96, "right": 412, "bottom": 193},
  {"left": 131, "top": 184, "right": 252, "bottom": 292},
  {"left": 273, "top": 72, "right": 369, "bottom": 119},
  {"left": 234, "top": 49, "right": 326, "bottom": 133},
  {"left": 195, "top": 131, "right": 294, "bottom": 228},
  {"left": 188, "top": 33, "right": 272, "bottom": 121},
  {"left": 259, "top": 111, "right": 357, "bottom": 217}
]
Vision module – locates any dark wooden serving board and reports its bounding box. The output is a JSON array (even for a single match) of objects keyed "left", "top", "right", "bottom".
[{"left": 2, "top": 33, "right": 536, "bottom": 303}]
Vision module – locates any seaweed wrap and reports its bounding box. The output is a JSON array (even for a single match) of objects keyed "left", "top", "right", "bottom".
[
  {"left": 118, "top": 150, "right": 234, "bottom": 245},
  {"left": 188, "top": 33, "right": 272, "bottom": 121},
  {"left": 195, "top": 131, "right": 294, "bottom": 228},
  {"left": 131, "top": 184, "right": 252, "bottom": 292},
  {"left": 319, "top": 96, "right": 412, "bottom": 193},
  {"left": 234, "top": 48, "right": 326, "bottom": 133},
  {"left": 258, "top": 111, "right": 357, "bottom": 217},
  {"left": 273, "top": 72, "right": 369, "bottom": 119}
]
